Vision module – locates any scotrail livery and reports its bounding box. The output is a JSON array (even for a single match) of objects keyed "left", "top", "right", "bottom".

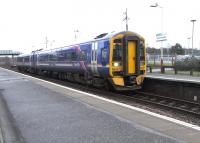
[{"left": 16, "top": 31, "right": 146, "bottom": 90}]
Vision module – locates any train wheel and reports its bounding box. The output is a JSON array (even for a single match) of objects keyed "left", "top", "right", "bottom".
[{"left": 104, "top": 80, "right": 113, "bottom": 91}]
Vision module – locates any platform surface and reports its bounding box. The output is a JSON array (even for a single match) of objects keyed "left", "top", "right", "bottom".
[
  {"left": 146, "top": 72, "right": 200, "bottom": 84},
  {"left": 0, "top": 67, "right": 200, "bottom": 143}
]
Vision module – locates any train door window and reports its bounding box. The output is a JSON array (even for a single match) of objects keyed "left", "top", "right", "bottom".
[
  {"left": 91, "top": 50, "right": 94, "bottom": 61},
  {"left": 101, "top": 48, "right": 107, "bottom": 62},
  {"left": 91, "top": 42, "right": 95, "bottom": 61},
  {"left": 94, "top": 51, "right": 97, "bottom": 61},
  {"left": 94, "top": 42, "right": 98, "bottom": 61}
]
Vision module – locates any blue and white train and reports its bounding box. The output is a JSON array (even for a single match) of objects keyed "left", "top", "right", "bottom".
[{"left": 16, "top": 31, "right": 146, "bottom": 90}]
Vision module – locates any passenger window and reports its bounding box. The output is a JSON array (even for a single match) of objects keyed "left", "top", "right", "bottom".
[
  {"left": 80, "top": 50, "right": 87, "bottom": 61},
  {"left": 44, "top": 55, "right": 48, "bottom": 61},
  {"left": 101, "top": 48, "right": 107, "bottom": 62},
  {"left": 24, "top": 56, "right": 29, "bottom": 62},
  {"left": 57, "top": 51, "right": 65, "bottom": 61},
  {"left": 71, "top": 52, "right": 77, "bottom": 60},
  {"left": 65, "top": 52, "right": 70, "bottom": 60},
  {"left": 49, "top": 53, "right": 57, "bottom": 61}
]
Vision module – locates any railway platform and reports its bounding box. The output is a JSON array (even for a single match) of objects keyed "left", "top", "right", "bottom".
[
  {"left": 146, "top": 73, "right": 200, "bottom": 84},
  {"left": 144, "top": 73, "right": 200, "bottom": 103},
  {"left": 0, "top": 67, "right": 200, "bottom": 143}
]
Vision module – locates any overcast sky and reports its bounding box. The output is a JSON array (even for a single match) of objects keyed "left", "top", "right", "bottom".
[{"left": 0, "top": 0, "right": 200, "bottom": 53}]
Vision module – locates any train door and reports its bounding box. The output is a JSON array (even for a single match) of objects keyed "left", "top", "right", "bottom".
[
  {"left": 33, "top": 54, "right": 37, "bottom": 70},
  {"left": 123, "top": 36, "right": 140, "bottom": 75},
  {"left": 91, "top": 41, "right": 99, "bottom": 75},
  {"left": 127, "top": 41, "right": 136, "bottom": 74},
  {"left": 31, "top": 53, "right": 37, "bottom": 72}
]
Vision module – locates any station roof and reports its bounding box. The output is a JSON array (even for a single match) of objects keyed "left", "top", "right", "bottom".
[{"left": 0, "top": 50, "right": 21, "bottom": 55}]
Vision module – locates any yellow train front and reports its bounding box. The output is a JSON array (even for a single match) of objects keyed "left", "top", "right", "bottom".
[{"left": 108, "top": 31, "right": 146, "bottom": 90}]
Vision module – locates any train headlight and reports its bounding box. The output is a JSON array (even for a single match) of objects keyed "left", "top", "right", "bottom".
[{"left": 114, "top": 62, "right": 119, "bottom": 67}]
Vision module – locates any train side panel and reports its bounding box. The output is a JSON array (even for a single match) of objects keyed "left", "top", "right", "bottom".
[{"left": 96, "top": 39, "right": 110, "bottom": 77}]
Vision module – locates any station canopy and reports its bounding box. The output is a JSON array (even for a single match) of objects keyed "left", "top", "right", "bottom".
[{"left": 0, "top": 50, "right": 21, "bottom": 55}]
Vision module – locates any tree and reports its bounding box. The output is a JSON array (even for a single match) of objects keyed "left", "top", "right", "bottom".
[
  {"left": 147, "top": 47, "right": 160, "bottom": 55},
  {"left": 170, "top": 43, "right": 184, "bottom": 55}
]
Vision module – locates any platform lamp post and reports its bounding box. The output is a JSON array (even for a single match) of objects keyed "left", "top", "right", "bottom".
[
  {"left": 74, "top": 30, "right": 79, "bottom": 41},
  {"left": 44, "top": 37, "right": 55, "bottom": 49},
  {"left": 190, "top": 19, "right": 196, "bottom": 56},
  {"left": 187, "top": 37, "right": 191, "bottom": 55},
  {"left": 123, "top": 8, "right": 129, "bottom": 31},
  {"left": 150, "top": 3, "right": 164, "bottom": 67}
]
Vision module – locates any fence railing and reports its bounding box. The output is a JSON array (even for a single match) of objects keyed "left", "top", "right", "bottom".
[{"left": 147, "top": 65, "right": 197, "bottom": 76}]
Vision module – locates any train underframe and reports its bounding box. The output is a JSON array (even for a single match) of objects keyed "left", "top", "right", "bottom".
[{"left": 17, "top": 66, "right": 143, "bottom": 91}]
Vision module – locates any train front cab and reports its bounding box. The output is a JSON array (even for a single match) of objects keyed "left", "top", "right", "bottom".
[{"left": 109, "top": 32, "right": 146, "bottom": 90}]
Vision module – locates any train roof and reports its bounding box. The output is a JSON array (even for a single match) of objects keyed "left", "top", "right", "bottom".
[
  {"left": 19, "top": 31, "right": 144, "bottom": 56},
  {"left": 94, "top": 31, "right": 144, "bottom": 41},
  {"left": 17, "top": 53, "right": 32, "bottom": 57}
]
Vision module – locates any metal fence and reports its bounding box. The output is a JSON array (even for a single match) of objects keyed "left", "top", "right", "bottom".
[{"left": 147, "top": 55, "right": 175, "bottom": 65}]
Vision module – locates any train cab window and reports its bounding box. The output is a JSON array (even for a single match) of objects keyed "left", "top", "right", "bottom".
[
  {"left": 80, "top": 50, "right": 87, "bottom": 61},
  {"left": 113, "top": 44, "right": 122, "bottom": 61},
  {"left": 114, "top": 39, "right": 122, "bottom": 43},
  {"left": 101, "top": 48, "right": 107, "bottom": 62},
  {"left": 140, "top": 45, "right": 145, "bottom": 61}
]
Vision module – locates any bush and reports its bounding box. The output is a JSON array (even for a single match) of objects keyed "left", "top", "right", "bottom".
[{"left": 174, "top": 57, "right": 200, "bottom": 71}]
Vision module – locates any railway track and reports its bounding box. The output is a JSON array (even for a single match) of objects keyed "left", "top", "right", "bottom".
[
  {"left": 2, "top": 66, "right": 200, "bottom": 119},
  {"left": 131, "top": 92, "right": 200, "bottom": 117}
]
